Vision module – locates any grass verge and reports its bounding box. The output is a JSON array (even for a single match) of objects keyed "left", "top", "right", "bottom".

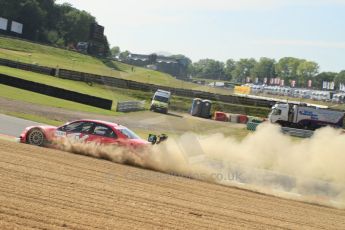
[
  {"left": 0, "top": 84, "right": 118, "bottom": 116},
  {"left": 5, "top": 111, "right": 64, "bottom": 126}
]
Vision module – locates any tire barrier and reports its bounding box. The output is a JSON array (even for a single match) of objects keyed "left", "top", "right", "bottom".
[
  {"left": 214, "top": 111, "right": 228, "bottom": 122},
  {"left": 238, "top": 115, "right": 249, "bottom": 124},
  {"left": 0, "top": 74, "right": 113, "bottom": 110},
  {"left": 229, "top": 114, "right": 239, "bottom": 123}
]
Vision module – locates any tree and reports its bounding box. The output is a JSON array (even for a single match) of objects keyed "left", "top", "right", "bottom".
[
  {"left": 192, "top": 59, "right": 226, "bottom": 80},
  {"left": 297, "top": 60, "right": 319, "bottom": 87},
  {"left": 58, "top": 5, "right": 96, "bottom": 45},
  {"left": 119, "top": 50, "right": 130, "bottom": 60},
  {"left": 231, "top": 58, "right": 256, "bottom": 83},
  {"left": 275, "top": 57, "right": 299, "bottom": 79},
  {"left": 335, "top": 70, "right": 345, "bottom": 89},
  {"left": 225, "top": 59, "right": 236, "bottom": 81},
  {"left": 110, "top": 46, "right": 120, "bottom": 57},
  {"left": 170, "top": 54, "right": 193, "bottom": 76},
  {"left": 314, "top": 72, "right": 337, "bottom": 89},
  {"left": 252, "top": 57, "right": 276, "bottom": 82}
]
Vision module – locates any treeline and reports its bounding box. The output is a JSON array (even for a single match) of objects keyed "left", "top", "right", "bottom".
[
  {"left": 190, "top": 57, "right": 345, "bottom": 89},
  {"left": 0, "top": 0, "right": 109, "bottom": 51}
]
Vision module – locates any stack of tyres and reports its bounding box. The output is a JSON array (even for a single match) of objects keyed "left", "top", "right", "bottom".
[
  {"left": 191, "top": 98, "right": 203, "bottom": 116},
  {"left": 214, "top": 112, "right": 228, "bottom": 122},
  {"left": 229, "top": 114, "right": 239, "bottom": 123},
  {"left": 238, "top": 115, "right": 249, "bottom": 124}
]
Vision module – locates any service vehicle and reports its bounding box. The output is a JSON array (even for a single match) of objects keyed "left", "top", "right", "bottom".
[
  {"left": 269, "top": 103, "right": 345, "bottom": 130},
  {"left": 150, "top": 89, "right": 171, "bottom": 114},
  {"left": 19, "top": 119, "right": 164, "bottom": 148}
]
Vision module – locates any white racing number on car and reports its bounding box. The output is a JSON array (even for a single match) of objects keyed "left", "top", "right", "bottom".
[{"left": 55, "top": 130, "right": 67, "bottom": 137}]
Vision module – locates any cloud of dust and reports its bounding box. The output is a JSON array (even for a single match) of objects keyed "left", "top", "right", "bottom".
[{"left": 56, "top": 123, "right": 345, "bottom": 208}]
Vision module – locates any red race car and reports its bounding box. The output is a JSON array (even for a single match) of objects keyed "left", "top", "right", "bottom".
[{"left": 19, "top": 119, "right": 150, "bottom": 148}]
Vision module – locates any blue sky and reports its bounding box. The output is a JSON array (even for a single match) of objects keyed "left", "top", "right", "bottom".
[{"left": 56, "top": 0, "right": 345, "bottom": 72}]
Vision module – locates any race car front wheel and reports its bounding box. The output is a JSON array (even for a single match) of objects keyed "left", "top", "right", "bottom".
[{"left": 27, "top": 129, "right": 46, "bottom": 146}]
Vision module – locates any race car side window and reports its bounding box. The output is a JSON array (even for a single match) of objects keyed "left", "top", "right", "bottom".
[
  {"left": 80, "top": 122, "right": 94, "bottom": 133},
  {"left": 59, "top": 121, "right": 94, "bottom": 133},
  {"left": 91, "top": 124, "right": 117, "bottom": 138}
]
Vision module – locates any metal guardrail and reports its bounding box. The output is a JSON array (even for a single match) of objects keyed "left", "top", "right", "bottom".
[
  {"left": 116, "top": 100, "right": 145, "bottom": 112},
  {"left": 281, "top": 127, "right": 314, "bottom": 138}
]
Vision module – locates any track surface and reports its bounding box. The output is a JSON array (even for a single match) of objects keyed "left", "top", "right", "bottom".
[
  {"left": 0, "top": 140, "right": 345, "bottom": 229},
  {"left": 0, "top": 114, "right": 42, "bottom": 137}
]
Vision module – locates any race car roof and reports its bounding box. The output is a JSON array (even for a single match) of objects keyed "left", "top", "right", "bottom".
[{"left": 71, "top": 119, "right": 122, "bottom": 129}]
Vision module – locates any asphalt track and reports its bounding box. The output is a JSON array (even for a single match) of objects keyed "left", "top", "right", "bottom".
[{"left": 0, "top": 114, "right": 43, "bottom": 137}]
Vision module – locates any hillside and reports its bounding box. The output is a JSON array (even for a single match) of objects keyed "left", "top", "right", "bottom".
[{"left": 0, "top": 36, "right": 230, "bottom": 93}]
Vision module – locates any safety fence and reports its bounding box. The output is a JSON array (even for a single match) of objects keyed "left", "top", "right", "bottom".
[
  {"left": 116, "top": 101, "right": 145, "bottom": 112},
  {"left": 0, "top": 73, "right": 113, "bottom": 110}
]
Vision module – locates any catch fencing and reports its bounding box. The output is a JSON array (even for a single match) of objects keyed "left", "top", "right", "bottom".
[
  {"left": 0, "top": 58, "right": 55, "bottom": 76},
  {"left": 116, "top": 101, "right": 145, "bottom": 112}
]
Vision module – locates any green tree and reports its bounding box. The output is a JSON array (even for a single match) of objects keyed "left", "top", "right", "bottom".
[
  {"left": 231, "top": 58, "right": 256, "bottom": 83},
  {"left": 335, "top": 70, "right": 345, "bottom": 89},
  {"left": 297, "top": 60, "right": 319, "bottom": 87},
  {"left": 119, "top": 50, "right": 130, "bottom": 60},
  {"left": 0, "top": 0, "right": 47, "bottom": 40},
  {"left": 225, "top": 59, "right": 236, "bottom": 81},
  {"left": 170, "top": 54, "right": 193, "bottom": 76},
  {"left": 192, "top": 59, "right": 226, "bottom": 80},
  {"left": 58, "top": 4, "right": 96, "bottom": 45},
  {"left": 314, "top": 72, "right": 337, "bottom": 89},
  {"left": 110, "top": 46, "right": 120, "bottom": 57},
  {"left": 252, "top": 57, "right": 276, "bottom": 82},
  {"left": 275, "top": 57, "right": 301, "bottom": 82}
]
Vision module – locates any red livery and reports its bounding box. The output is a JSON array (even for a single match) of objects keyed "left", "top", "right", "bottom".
[{"left": 19, "top": 119, "right": 149, "bottom": 148}]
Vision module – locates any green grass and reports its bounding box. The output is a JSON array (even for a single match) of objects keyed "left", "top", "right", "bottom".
[
  {"left": 0, "top": 36, "right": 232, "bottom": 94},
  {"left": 5, "top": 112, "right": 64, "bottom": 126},
  {"left": 0, "top": 84, "right": 118, "bottom": 116},
  {"left": 0, "top": 66, "right": 140, "bottom": 110},
  {"left": 0, "top": 66, "right": 270, "bottom": 117}
]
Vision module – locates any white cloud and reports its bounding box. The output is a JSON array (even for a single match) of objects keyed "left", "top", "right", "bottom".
[{"left": 253, "top": 39, "right": 345, "bottom": 49}]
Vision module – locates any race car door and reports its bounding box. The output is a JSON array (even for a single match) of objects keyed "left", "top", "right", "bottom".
[
  {"left": 87, "top": 123, "right": 118, "bottom": 144},
  {"left": 55, "top": 121, "right": 94, "bottom": 142}
]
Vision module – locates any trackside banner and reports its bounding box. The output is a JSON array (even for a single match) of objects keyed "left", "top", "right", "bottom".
[{"left": 234, "top": 86, "right": 251, "bottom": 95}]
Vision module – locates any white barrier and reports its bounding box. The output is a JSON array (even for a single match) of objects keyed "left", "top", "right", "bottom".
[{"left": 116, "top": 100, "right": 145, "bottom": 112}]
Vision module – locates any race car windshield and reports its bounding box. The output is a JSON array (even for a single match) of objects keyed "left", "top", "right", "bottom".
[
  {"left": 154, "top": 95, "right": 169, "bottom": 103},
  {"left": 118, "top": 128, "right": 140, "bottom": 139}
]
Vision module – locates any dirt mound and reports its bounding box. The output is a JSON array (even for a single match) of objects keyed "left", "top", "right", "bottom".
[{"left": 0, "top": 140, "right": 344, "bottom": 229}]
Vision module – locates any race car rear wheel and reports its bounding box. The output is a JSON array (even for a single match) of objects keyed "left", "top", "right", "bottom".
[{"left": 27, "top": 129, "right": 46, "bottom": 146}]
